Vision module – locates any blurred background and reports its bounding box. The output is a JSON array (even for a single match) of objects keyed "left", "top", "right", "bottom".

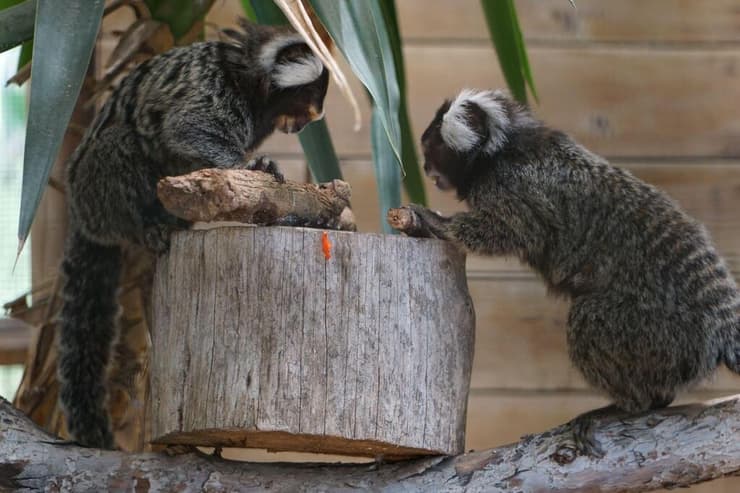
[{"left": 1, "top": 1, "right": 739, "bottom": 490}]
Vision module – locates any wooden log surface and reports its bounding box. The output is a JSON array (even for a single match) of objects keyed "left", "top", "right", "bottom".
[
  {"left": 150, "top": 226, "right": 475, "bottom": 458},
  {"left": 2, "top": 395, "right": 739, "bottom": 491},
  {"left": 157, "top": 168, "right": 356, "bottom": 231}
]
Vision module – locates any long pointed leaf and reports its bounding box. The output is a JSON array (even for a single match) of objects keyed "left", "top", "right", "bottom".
[
  {"left": 377, "top": 0, "right": 426, "bottom": 205},
  {"left": 298, "top": 121, "right": 342, "bottom": 182},
  {"left": 245, "top": 0, "right": 342, "bottom": 182},
  {"left": 480, "top": 0, "right": 536, "bottom": 104},
  {"left": 17, "top": 0, "right": 104, "bottom": 247},
  {"left": 0, "top": 0, "right": 35, "bottom": 54},
  {"left": 311, "top": 0, "right": 402, "bottom": 164},
  {"left": 143, "top": 0, "right": 214, "bottom": 40},
  {"left": 371, "top": 108, "right": 400, "bottom": 234},
  {"left": 311, "top": 0, "right": 403, "bottom": 228}
]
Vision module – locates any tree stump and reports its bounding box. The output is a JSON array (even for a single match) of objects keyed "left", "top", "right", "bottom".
[{"left": 150, "top": 226, "right": 475, "bottom": 459}]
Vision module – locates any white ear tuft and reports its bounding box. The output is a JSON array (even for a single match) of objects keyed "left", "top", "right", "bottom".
[
  {"left": 258, "top": 33, "right": 304, "bottom": 73},
  {"left": 272, "top": 54, "right": 324, "bottom": 88},
  {"left": 441, "top": 89, "right": 510, "bottom": 154}
]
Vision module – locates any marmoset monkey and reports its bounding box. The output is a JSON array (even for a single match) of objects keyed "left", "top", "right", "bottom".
[
  {"left": 59, "top": 20, "right": 329, "bottom": 449},
  {"left": 410, "top": 89, "right": 740, "bottom": 456}
]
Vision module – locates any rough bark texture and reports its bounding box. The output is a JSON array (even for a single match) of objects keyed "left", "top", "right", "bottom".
[
  {"left": 150, "top": 226, "right": 475, "bottom": 458},
  {"left": 387, "top": 206, "right": 432, "bottom": 237},
  {"left": 1, "top": 395, "right": 738, "bottom": 491},
  {"left": 157, "top": 169, "right": 356, "bottom": 231}
]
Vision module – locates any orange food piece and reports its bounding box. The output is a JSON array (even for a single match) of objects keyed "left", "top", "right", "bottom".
[{"left": 321, "top": 231, "right": 332, "bottom": 260}]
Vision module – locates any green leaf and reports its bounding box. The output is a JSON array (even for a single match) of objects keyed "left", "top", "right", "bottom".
[
  {"left": 311, "top": 0, "right": 402, "bottom": 163},
  {"left": 371, "top": 109, "right": 401, "bottom": 234},
  {"left": 311, "top": 0, "right": 403, "bottom": 223},
  {"left": 248, "top": 0, "right": 286, "bottom": 25},
  {"left": 17, "top": 0, "right": 104, "bottom": 248},
  {"left": 298, "top": 121, "right": 342, "bottom": 182},
  {"left": 143, "top": 0, "right": 214, "bottom": 40},
  {"left": 0, "top": 0, "right": 35, "bottom": 54},
  {"left": 239, "top": 0, "right": 257, "bottom": 22},
  {"left": 245, "top": 0, "right": 342, "bottom": 183},
  {"left": 17, "top": 38, "right": 32, "bottom": 69},
  {"left": 377, "top": 0, "right": 426, "bottom": 205},
  {"left": 480, "top": 0, "right": 537, "bottom": 104}
]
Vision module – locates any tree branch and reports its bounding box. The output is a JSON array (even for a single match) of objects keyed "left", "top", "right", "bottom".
[
  {"left": 2, "top": 395, "right": 738, "bottom": 491},
  {"left": 157, "top": 169, "right": 356, "bottom": 231}
]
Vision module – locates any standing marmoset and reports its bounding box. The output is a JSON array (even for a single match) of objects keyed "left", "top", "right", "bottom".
[
  {"left": 410, "top": 89, "right": 740, "bottom": 456},
  {"left": 59, "top": 20, "right": 329, "bottom": 449}
]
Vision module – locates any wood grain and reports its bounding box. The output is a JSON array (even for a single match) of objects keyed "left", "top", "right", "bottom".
[
  {"left": 250, "top": 45, "right": 740, "bottom": 159},
  {"left": 396, "top": 0, "right": 740, "bottom": 43},
  {"left": 150, "top": 227, "right": 475, "bottom": 457}
]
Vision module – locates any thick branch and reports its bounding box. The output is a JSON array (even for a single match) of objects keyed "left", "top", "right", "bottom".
[
  {"left": 157, "top": 169, "right": 356, "bottom": 231},
  {"left": 2, "top": 396, "right": 738, "bottom": 491}
]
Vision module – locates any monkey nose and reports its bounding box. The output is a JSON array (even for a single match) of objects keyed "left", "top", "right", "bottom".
[{"left": 307, "top": 106, "right": 324, "bottom": 122}]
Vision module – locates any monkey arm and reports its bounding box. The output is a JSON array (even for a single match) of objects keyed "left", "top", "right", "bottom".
[{"left": 388, "top": 204, "right": 544, "bottom": 255}]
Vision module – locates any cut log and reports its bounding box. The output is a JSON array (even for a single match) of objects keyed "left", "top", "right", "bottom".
[
  {"left": 150, "top": 226, "right": 475, "bottom": 458},
  {"left": 2, "top": 396, "right": 739, "bottom": 491},
  {"left": 156, "top": 168, "right": 356, "bottom": 231}
]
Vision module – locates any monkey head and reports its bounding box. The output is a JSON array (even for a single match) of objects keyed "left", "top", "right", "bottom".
[
  {"left": 420, "top": 89, "right": 518, "bottom": 193},
  {"left": 265, "top": 41, "right": 329, "bottom": 134},
  {"left": 225, "top": 20, "right": 330, "bottom": 135}
]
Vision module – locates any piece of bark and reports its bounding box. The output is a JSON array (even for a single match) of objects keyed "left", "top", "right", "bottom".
[
  {"left": 150, "top": 226, "right": 475, "bottom": 458},
  {"left": 387, "top": 206, "right": 433, "bottom": 237},
  {"left": 1, "top": 395, "right": 739, "bottom": 491},
  {"left": 157, "top": 169, "right": 356, "bottom": 231}
]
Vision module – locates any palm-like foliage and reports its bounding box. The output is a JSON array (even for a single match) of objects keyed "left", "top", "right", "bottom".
[{"left": 0, "top": 0, "right": 538, "bottom": 245}]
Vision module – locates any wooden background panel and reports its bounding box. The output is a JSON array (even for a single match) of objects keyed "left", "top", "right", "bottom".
[
  {"left": 254, "top": 45, "right": 740, "bottom": 159},
  {"left": 396, "top": 0, "right": 740, "bottom": 43},
  {"left": 207, "top": 0, "right": 740, "bottom": 45},
  {"left": 468, "top": 279, "right": 740, "bottom": 392}
]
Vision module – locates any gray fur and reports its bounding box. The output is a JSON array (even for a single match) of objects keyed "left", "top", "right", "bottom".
[
  {"left": 416, "top": 89, "right": 740, "bottom": 429},
  {"left": 59, "top": 21, "right": 328, "bottom": 449}
]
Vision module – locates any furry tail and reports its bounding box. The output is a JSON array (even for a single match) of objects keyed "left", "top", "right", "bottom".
[{"left": 58, "top": 229, "right": 122, "bottom": 449}]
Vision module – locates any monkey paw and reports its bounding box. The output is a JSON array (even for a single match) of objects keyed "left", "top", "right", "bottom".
[
  {"left": 143, "top": 224, "right": 173, "bottom": 255},
  {"left": 570, "top": 415, "right": 605, "bottom": 458},
  {"left": 407, "top": 204, "right": 452, "bottom": 240},
  {"left": 244, "top": 155, "right": 285, "bottom": 184}
]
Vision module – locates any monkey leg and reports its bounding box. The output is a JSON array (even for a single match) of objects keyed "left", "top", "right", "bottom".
[{"left": 567, "top": 404, "right": 622, "bottom": 458}]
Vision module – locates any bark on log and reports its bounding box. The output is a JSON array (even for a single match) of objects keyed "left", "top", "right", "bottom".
[
  {"left": 2, "top": 395, "right": 739, "bottom": 491},
  {"left": 150, "top": 226, "right": 475, "bottom": 458},
  {"left": 157, "top": 168, "right": 356, "bottom": 231}
]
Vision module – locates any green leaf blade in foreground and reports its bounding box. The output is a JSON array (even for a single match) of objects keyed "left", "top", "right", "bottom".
[
  {"left": 244, "top": 0, "right": 342, "bottom": 183},
  {"left": 299, "top": 120, "right": 342, "bottom": 182},
  {"left": 17, "top": 0, "right": 104, "bottom": 247},
  {"left": 371, "top": 109, "right": 401, "bottom": 234},
  {"left": 377, "top": 0, "right": 426, "bottom": 205},
  {"left": 0, "top": 0, "right": 35, "bottom": 54},
  {"left": 480, "top": 0, "right": 537, "bottom": 104},
  {"left": 311, "top": 0, "right": 403, "bottom": 227},
  {"left": 144, "top": 0, "right": 214, "bottom": 40}
]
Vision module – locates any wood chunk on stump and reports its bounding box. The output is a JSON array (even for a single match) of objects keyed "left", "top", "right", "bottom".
[
  {"left": 151, "top": 226, "right": 475, "bottom": 458},
  {"left": 157, "top": 169, "right": 356, "bottom": 231}
]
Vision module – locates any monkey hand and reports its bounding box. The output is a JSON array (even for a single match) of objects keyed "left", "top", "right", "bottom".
[
  {"left": 404, "top": 204, "right": 453, "bottom": 240},
  {"left": 243, "top": 155, "right": 285, "bottom": 184}
]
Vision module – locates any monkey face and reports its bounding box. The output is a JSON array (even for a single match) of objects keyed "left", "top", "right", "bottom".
[
  {"left": 420, "top": 101, "right": 466, "bottom": 192},
  {"left": 271, "top": 68, "right": 329, "bottom": 134}
]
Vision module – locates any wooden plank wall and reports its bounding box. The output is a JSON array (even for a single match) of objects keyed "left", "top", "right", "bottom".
[{"left": 207, "top": 2, "right": 740, "bottom": 487}]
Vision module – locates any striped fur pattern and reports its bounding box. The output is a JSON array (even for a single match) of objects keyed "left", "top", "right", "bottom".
[
  {"left": 59, "top": 20, "right": 329, "bottom": 449},
  {"left": 418, "top": 89, "right": 740, "bottom": 419}
]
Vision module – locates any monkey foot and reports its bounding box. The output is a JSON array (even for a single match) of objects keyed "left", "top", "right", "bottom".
[
  {"left": 244, "top": 155, "right": 285, "bottom": 184},
  {"left": 567, "top": 404, "right": 621, "bottom": 458}
]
